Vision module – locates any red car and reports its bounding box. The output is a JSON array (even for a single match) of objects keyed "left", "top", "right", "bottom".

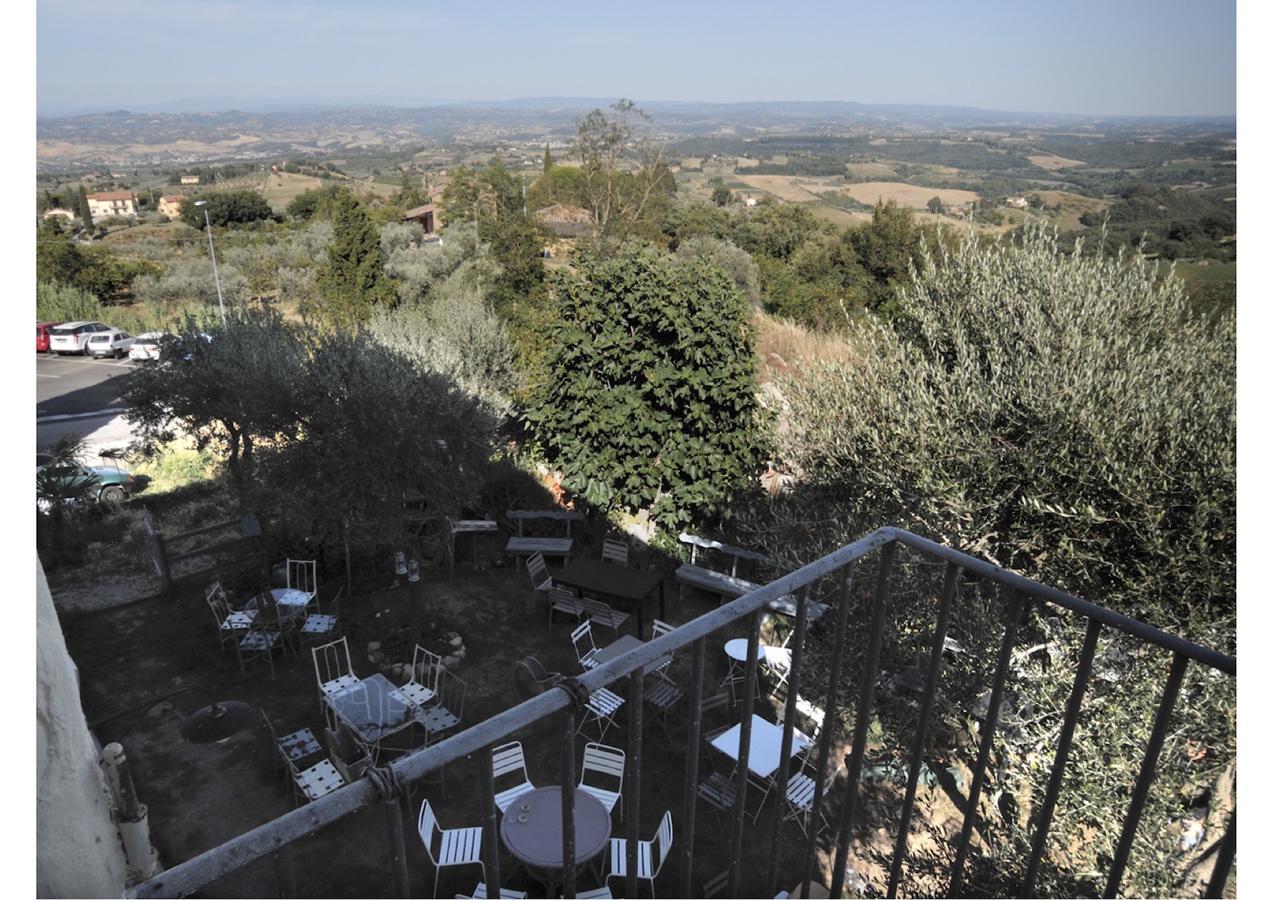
[{"left": 36, "top": 322, "right": 60, "bottom": 353}]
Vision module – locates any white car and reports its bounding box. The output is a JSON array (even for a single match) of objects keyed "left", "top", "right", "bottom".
[
  {"left": 48, "top": 321, "right": 109, "bottom": 355},
  {"left": 86, "top": 329, "right": 135, "bottom": 359},
  {"left": 128, "top": 332, "right": 168, "bottom": 362}
]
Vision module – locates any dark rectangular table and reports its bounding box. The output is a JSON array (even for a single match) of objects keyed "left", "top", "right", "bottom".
[{"left": 553, "top": 557, "right": 665, "bottom": 639}]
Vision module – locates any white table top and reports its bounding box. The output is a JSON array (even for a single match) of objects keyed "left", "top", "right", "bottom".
[
  {"left": 724, "top": 638, "right": 767, "bottom": 664},
  {"left": 710, "top": 715, "right": 811, "bottom": 780}
]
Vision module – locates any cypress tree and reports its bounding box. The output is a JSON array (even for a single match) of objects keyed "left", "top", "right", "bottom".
[
  {"left": 543, "top": 143, "right": 553, "bottom": 173},
  {"left": 77, "top": 185, "right": 93, "bottom": 226},
  {"left": 315, "top": 191, "right": 392, "bottom": 329}
]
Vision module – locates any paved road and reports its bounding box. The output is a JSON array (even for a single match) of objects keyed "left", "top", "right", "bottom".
[{"left": 36, "top": 352, "right": 140, "bottom": 455}]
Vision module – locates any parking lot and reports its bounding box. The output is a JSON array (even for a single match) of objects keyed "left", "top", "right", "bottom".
[{"left": 36, "top": 353, "right": 140, "bottom": 453}]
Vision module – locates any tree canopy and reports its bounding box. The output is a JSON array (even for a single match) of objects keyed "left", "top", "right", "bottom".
[
  {"left": 179, "top": 190, "right": 275, "bottom": 228},
  {"left": 526, "top": 247, "right": 767, "bottom": 529},
  {"left": 313, "top": 190, "right": 394, "bottom": 328}
]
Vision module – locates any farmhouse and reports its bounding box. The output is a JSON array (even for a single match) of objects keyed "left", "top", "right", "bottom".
[
  {"left": 180, "top": 174, "right": 201, "bottom": 185},
  {"left": 158, "top": 194, "right": 188, "bottom": 219},
  {"left": 1005, "top": 196, "right": 1029, "bottom": 209},
  {"left": 86, "top": 191, "right": 139, "bottom": 219},
  {"left": 41, "top": 207, "right": 77, "bottom": 222},
  {"left": 402, "top": 204, "right": 437, "bottom": 239}
]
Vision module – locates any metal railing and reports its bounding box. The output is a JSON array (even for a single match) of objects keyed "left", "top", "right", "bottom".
[{"left": 127, "top": 527, "right": 1236, "bottom": 899}]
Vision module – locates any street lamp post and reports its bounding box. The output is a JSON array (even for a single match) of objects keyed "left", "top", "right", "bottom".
[{"left": 193, "top": 200, "right": 226, "bottom": 325}]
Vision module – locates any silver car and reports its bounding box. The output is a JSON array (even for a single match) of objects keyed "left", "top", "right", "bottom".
[
  {"left": 48, "top": 321, "right": 109, "bottom": 355},
  {"left": 86, "top": 328, "right": 135, "bottom": 359}
]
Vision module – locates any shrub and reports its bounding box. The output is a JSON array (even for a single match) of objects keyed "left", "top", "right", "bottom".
[
  {"left": 37, "top": 281, "right": 101, "bottom": 322},
  {"left": 674, "top": 235, "right": 761, "bottom": 306}
]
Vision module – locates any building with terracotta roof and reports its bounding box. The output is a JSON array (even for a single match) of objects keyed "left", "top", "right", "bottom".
[
  {"left": 158, "top": 194, "right": 188, "bottom": 219},
  {"left": 87, "top": 191, "right": 139, "bottom": 219}
]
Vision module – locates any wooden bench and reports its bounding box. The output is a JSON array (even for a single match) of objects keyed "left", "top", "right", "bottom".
[
  {"left": 675, "top": 564, "right": 829, "bottom": 623},
  {"left": 679, "top": 533, "right": 769, "bottom": 577},
  {"left": 448, "top": 518, "right": 499, "bottom": 578},
  {"left": 505, "top": 509, "right": 585, "bottom": 567}
]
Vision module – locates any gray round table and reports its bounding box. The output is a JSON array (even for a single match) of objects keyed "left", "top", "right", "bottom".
[{"left": 499, "top": 786, "right": 611, "bottom": 887}]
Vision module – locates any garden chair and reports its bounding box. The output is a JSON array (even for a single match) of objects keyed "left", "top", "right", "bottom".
[
  {"left": 455, "top": 884, "right": 527, "bottom": 899},
  {"left": 700, "top": 691, "right": 733, "bottom": 745},
  {"left": 548, "top": 585, "right": 587, "bottom": 632},
  {"left": 696, "top": 771, "right": 739, "bottom": 820},
  {"left": 643, "top": 669, "right": 685, "bottom": 734},
  {"left": 581, "top": 597, "right": 629, "bottom": 638},
  {"left": 235, "top": 625, "right": 280, "bottom": 679},
  {"left": 299, "top": 585, "right": 342, "bottom": 647},
  {"left": 260, "top": 707, "right": 322, "bottom": 785},
  {"left": 398, "top": 645, "right": 442, "bottom": 709},
  {"left": 783, "top": 756, "right": 842, "bottom": 838},
  {"left": 287, "top": 558, "right": 318, "bottom": 605},
  {"left": 311, "top": 637, "right": 361, "bottom": 722},
  {"left": 649, "top": 619, "right": 676, "bottom": 677},
  {"left": 418, "top": 798, "right": 485, "bottom": 900},
  {"left": 580, "top": 687, "right": 625, "bottom": 743},
  {"left": 572, "top": 619, "right": 602, "bottom": 671},
  {"left": 526, "top": 551, "right": 553, "bottom": 593},
  {"left": 323, "top": 722, "right": 372, "bottom": 784},
  {"left": 601, "top": 539, "right": 629, "bottom": 566},
  {"left": 491, "top": 740, "right": 537, "bottom": 813},
  {"left": 420, "top": 667, "right": 465, "bottom": 745},
  {"left": 281, "top": 746, "right": 345, "bottom": 805},
  {"left": 578, "top": 742, "right": 625, "bottom": 821},
  {"left": 575, "top": 889, "right": 613, "bottom": 899},
  {"left": 761, "top": 631, "right": 793, "bottom": 697},
  {"left": 607, "top": 810, "right": 672, "bottom": 897},
  {"left": 207, "top": 586, "right": 257, "bottom": 654}
]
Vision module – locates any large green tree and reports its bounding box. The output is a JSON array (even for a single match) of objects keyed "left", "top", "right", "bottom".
[
  {"left": 527, "top": 247, "right": 767, "bottom": 529},
  {"left": 179, "top": 189, "right": 274, "bottom": 228},
  {"left": 314, "top": 191, "right": 394, "bottom": 329}
]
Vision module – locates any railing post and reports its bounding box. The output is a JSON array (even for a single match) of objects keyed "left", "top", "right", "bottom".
[
  {"left": 382, "top": 795, "right": 410, "bottom": 899},
  {"left": 830, "top": 541, "right": 897, "bottom": 898},
  {"left": 948, "top": 589, "right": 1027, "bottom": 897},
  {"left": 561, "top": 708, "right": 578, "bottom": 899},
  {"left": 886, "top": 562, "right": 961, "bottom": 898},
  {"left": 727, "top": 607, "right": 763, "bottom": 898},
  {"left": 480, "top": 745, "right": 503, "bottom": 899},
  {"left": 1102, "top": 651, "right": 1189, "bottom": 898},
  {"left": 680, "top": 637, "right": 707, "bottom": 898},
  {"left": 626, "top": 666, "right": 644, "bottom": 900},
  {"left": 765, "top": 585, "right": 812, "bottom": 897},
  {"left": 1204, "top": 809, "right": 1236, "bottom": 899},
  {"left": 802, "top": 562, "right": 856, "bottom": 897},
  {"left": 1023, "top": 617, "right": 1102, "bottom": 896},
  {"left": 273, "top": 847, "right": 297, "bottom": 899}
]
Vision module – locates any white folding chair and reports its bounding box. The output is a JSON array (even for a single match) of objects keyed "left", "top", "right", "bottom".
[
  {"left": 579, "top": 742, "right": 625, "bottom": 821},
  {"left": 572, "top": 619, "right": 602, "bottom": 671},
  {"left": 455, "top": 884, "right": 527, "bottom": 899},
  {"left": 420, "top": 668, "right": 465, "bottom": 745},
  {"left": 207, "top": 587, "right": 257, "bottom": 653},
  {"left": 601, "top": 539, "right": 629, "bottom": 566},
  {"left": 607, "top": 810, "right": 672, "bottom": 897},
  {"left": 548, "top": 585, "right": 587, "bottom": 632},
  {"left": 287, "top": 558, "right": 318, "bottom": 604},
  {"left": 643, "top": 670, "right": 685, "bottom": 734},
  {"left": 526, "top": 551, "right": 553, "bottom": 592},
  {"left": 235, "top": 625, "right": 280, "bottom": 679},
  {"left": 650, "top": 619, "right": 676, "bottom": 677},
  {"left": 491, "top": 740, "right": 538, "bottom": 813},
  {"left": 399, "top": 644, "right": 442, "bottom": 709},
  {"left": 418, "top": 799, "right": 485, "bottom": 899},
  {"left": 580, "top": 688, "right": 624, "bottom": 743},
  {"left": 581, "top": 597, "right": 629, "bottom": 638}
]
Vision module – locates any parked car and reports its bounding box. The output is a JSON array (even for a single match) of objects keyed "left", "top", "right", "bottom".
[
  {"left": 36, "top": 453, "right": 137, "bottom": 506},
  {"left": 48, "top": 321, "right": 110, "bottom": 355},
  {"left": 36, "top": 321, "right": 61, "bottom": 353},
  {"left": 86, "top": 328, "right": 135, "bottom": 359},
  {"left": 128, "top": 332, "right": 168, "bottom": 362}
]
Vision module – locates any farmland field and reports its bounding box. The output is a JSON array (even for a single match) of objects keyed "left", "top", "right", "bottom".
[
  {"left": 1027, "top": 152, "right": 1086, "bottom": 170},
  {"left": 840, "top": 181, "right": 980, "bottom": 208}
]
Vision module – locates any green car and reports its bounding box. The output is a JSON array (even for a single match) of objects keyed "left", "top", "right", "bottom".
[{"left": 36, "top": 452, "right": 136, "bottom": 508}]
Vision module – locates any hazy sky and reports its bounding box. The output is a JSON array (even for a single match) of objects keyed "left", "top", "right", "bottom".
[{"left": 36, "top": 0, "right": 1235, "bottom": 117}]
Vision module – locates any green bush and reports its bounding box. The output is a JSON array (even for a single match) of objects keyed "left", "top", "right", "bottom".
[
  {"left": 37, "top": 281, "right": 101, "bottom": 322},
  {"left": 526, "top": 246, "right": 768, "bottom": 530}
]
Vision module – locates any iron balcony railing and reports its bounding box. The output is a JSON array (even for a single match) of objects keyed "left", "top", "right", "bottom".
[{"left": 127, "top": 526, "right": 1236, "bottom": 899}]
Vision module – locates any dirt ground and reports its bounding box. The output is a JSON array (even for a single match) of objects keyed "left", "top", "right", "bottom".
[{"left": 59, "top": 536, "right": 891, "bottom": 898}]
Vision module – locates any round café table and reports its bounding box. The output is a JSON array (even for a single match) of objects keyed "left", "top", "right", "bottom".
[
  {"left": 722, "top": 638, "right": 767, "bottom": 702},
  {"left": 499, "top": 786, "right": 611, "bottom": 894}
]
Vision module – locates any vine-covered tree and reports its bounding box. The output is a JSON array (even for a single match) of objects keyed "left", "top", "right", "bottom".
[{"left": 526, "top": 247, "right": 767, "bottom": 529}]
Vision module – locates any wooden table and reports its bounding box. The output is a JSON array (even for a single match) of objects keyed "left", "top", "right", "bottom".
[
  {"left": 553, "top": 557, "right": 665, "bottom": 639},
  {"left": 499, "top": 786, "right": 611, "bottom": 895},
  {"left": 448, "top": 519, "right": 499, "bottom": 578}
]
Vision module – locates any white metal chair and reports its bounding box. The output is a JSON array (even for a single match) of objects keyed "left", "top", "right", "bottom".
[
  {"left": 548, "top": 585, "right": 587, "bottom": 632},
  {"left": 580, "top": 688, "right": 625, "bottom": 743},
  {"left": 581, "top": 598, "right": 629, "bottom": 638},
  {"left": 696, "top": 771, "right": 739, "bottom": 819},
  {"left": 579, "top": 742, "right": 625, "bottom": 821},
  {"left": 491, "top": 740, "right": 538, "bottom": 813},
  {"left": 575, "top": 888, "right": 613, "bottom": 899},
  {"left": 572, "top": 620, "right": 602, "bottom": 671},
  {"left": 601, "top": 539, "right": 629, "bottom": 566},
  {"left": 783, "top": 756, "right": 842, "bottom": 838},
  {"left": 420, "top": 668, "right": 465, "bottom": 745},
  {"left": 643, "top": 670, "right": 685, "bottom": 734},
  {"left": 235, "top": 625, "right": 280, "bottom": 679},
  {"left": 299, "top": 585, "right": 342, "bottom": 647},
  {"left": 287, "top": 558, "right": 318, "bottom": 604},
  {"left": 323, "top": 722, "right": 372, "bottom": 784},
  {"left": 607, "top": 810, "right": 672, "bottom": 897},
  {"left": 418, "top": 799, "right": 485, "bottom": 899},
  {"left": 650, "top": 619, "right": 676, "bottom": 677},
  {"left": 455, "top": 884, "right": 527, "bottom": 899},
  {"left": 282, "top": 749, "right": 345, "bottom": 805},
  {"left": 526, "top": 551, "right": 553, "bottom": 593},
  {"left": 399, "top": 645, "right": 442, "bottom": 709},
  {"left": 761, "top": 631, "right": 793, "bottom": 696},
  {"left": 260, "top": 708, "right": 322, "bottom": 784},
  {"left": 311, "top": 637, "right": 361, "bottom": 721},
  {"left": 207, "top": 587, "right": 257, "bottom": 653}
]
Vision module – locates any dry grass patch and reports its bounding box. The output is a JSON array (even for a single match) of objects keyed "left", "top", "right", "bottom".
[
  {"left": 845, "top": 162, "right": 897, "bottom": 179},
  {"left": 1027, "top": 152, "right": 1086, "bottom": 170},
  {"left": 842, "top": 181, "right": 980, "bottom": 209},
  {"left": 755, "top": 310, "right": 859, "bottom": 384}
]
